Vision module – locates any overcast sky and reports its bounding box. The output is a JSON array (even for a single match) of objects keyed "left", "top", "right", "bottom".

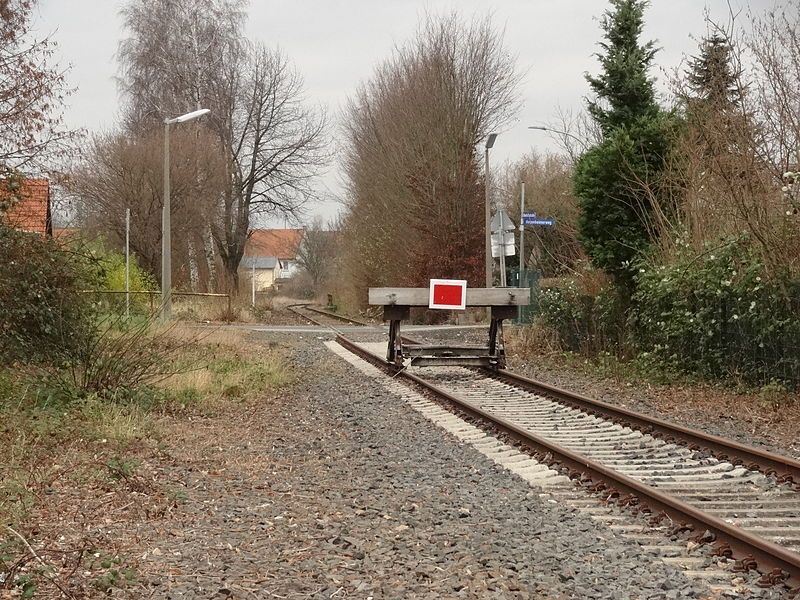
[{"left": 35, "top": 0, "right": 779, "bottom": 225}]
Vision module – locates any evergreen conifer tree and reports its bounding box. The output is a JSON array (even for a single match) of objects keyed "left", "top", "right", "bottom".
[
  {"left": 586, "top": 0, "right": 659, "bottom": 133},
  {"left": 685, "top": 33, "right": 742, "bottom": 110},
  {"left": 573, "top": 0, "right": 674, "bottom": 289}
]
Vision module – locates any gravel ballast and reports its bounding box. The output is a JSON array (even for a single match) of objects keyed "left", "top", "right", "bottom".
[
  {"left": 404, "top": 325, "right": 800, "bottom": 461},
  {"left": 127, "top": 330, "right": 719, "bottom": 599}
]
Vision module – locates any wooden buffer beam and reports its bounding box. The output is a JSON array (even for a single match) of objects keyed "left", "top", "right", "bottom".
[{"left": 368, "top": 287, "right": 530, "bottom": 368}]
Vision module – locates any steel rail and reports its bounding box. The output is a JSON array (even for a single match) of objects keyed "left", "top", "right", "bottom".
[
  {"left": 337, "top": 334, "right": 800, "bottom": 588},
  {"left": 287, "top": 303, "right": 370, "bottom": 328},
  {"left": 299, "top": 304, "right": 373, "bottom": 326},
  {"left": 491, "top": 368, "right": 800, "bottom": 485},
  {"left": 400, "top": 332, "right": 800, "bottom": 483}
]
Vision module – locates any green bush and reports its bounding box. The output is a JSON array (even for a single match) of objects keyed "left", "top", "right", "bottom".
[
  {"left": 0, "top": 224, "right": 99, "bottom": 366},
  {"left": 73, "top": 240, "right": 158, "bottom": 316},
  {"left": 633, "top": 237, "right": 800, "bottom": 387},
  {"left": 533, "top": 235, "right": 800, "bottom": 388},
  {"left": 97, "top": 245, "right": 157, "bottom": 292},
  {"left": 574, "top": 115, "right": 676, "bottom": 288},
  {"left": 537, "top": 281, "right": 628, "bottom": 356}
]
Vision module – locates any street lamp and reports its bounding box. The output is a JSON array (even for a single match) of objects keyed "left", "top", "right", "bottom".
[
  {"left": 485, "top": 132, "right": 498, "bottom": 288},
  {"left": 162, "top": 108, "right": 211, "bottom": 319},
  {"left": 527, "top": 125, "right": 585, "bottom": 146}
]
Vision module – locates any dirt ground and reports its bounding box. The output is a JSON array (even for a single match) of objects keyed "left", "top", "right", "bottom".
[{"left": 3, "top": 316, "right": 798, "bottom": 599}]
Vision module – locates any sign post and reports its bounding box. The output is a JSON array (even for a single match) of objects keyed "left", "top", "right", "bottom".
[
  {"left": 491, "top": 209, "right": 515, "bottom": 287},
  {"left": 518, "top": 212, "right": 556, "bottom": 324},
  {"left": 518, "top": 183, "right": 525, "bottom": 323},
  {"left": 125, "top": 208, "right": 130, "bottom": 319}
]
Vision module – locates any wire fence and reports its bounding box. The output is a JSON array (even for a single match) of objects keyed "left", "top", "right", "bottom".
[
  {"left": 79, "top": 290, "right": 233, "bottom": 321},
  {"left": 528, "top": 285, "right": 800, "bottom": 389}
]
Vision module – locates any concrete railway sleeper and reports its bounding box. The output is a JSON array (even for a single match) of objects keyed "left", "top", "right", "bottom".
[{"left": 336, "top": 336, "right": 800, "bottom": 596}]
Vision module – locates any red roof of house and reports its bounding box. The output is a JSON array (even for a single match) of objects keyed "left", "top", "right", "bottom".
[
  {"left": 245, "top": 228, "right": 304, "bottom": 259},
  {"left": 2, "top": 178, "right": 51, "bottom": 235}
]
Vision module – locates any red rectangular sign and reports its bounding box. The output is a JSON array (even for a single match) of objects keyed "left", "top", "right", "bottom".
[{"left": 428, "top": 279, "right": 467, "bottom": 310}]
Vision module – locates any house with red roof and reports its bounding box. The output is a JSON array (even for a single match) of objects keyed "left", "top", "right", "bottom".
[
  {"left": 1, "top": 178, "right": 51, "bottom": 236},
  {"left": 240, "top": 228, "right": 305, "bottom": 290}
]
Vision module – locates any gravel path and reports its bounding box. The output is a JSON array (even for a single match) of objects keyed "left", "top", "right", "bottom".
[{"left": 126, "top": 331, "right": 716, "bottom": 599}]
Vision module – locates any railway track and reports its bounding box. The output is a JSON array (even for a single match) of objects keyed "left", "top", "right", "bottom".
[
  {"left": 286, "top": 303, "right": 372, "bottom": 327},
  {"left": 335, "top": 335, "right": 800, "bottom": 596}
]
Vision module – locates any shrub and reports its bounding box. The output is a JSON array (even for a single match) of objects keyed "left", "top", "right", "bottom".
[
  {"left": 633, "top": 236, "right": 800, "bottom": 387},
  {"left": 68, "top": 239, "right": 158, "bottom": 316},
  {"left": 39, "top": 317, "right": 185, "bottom": 400},
  {"left": 536, "top": 278, "right": 629, "bottom": 356},
  {"left": 0, "top": 224, "right": 99, "bottom": 366},
  {"left": 534, "top": 236, "right": 800, "bottom": 388}
]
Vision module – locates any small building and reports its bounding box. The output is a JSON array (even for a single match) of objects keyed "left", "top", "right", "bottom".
[
  {"left": 245, "top": 228, "right": 305, "bottom": 280},
  {"left": 240, "top": 256, "right": 280, "bottom": 291},
  {"left": 1, "top": 178, "right": 51, "bottom": 235}
]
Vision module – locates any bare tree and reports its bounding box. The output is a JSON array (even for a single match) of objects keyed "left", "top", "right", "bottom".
[
  {"left": 646, "top": 8, "right": 800, "bottom": 277},
  {"left": 0, "top": 0, "right": 74, "bottom": 181},
  {"left": 70, "top": 127, "right": 226, "bottom": 288},
  {"left": 337, "top": 13, "right": 521, "bottom": 308},
  {"left": 296, "top": 217, "right": 337, "bottom": 292},
  {"left": 211, "top": 44, "right": 328, "bottom": 289},
  {"left": 116, "top": 0, "right": 328, "bottom": 291},
  {"left": 498, "top": 152, "right": 585, "bottom": 277},
  {"left": 117, "top": 0, "right": 246, "bottom": 131},
  {"left": 747, "top": 5, "right": 800, "bottom": 179}
]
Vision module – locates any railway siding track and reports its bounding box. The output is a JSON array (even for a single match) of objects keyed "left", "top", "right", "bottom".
[
  {"left": 493, "top": 368, "right": 800, "bottom": 484},
  {"left": 287, "top": 303, "right": 372, "bottom": 327},
  {"left": 336, "top": 336, "right": 800, "bottom": 596}
]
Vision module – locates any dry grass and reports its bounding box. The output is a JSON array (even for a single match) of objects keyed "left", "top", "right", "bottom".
[
  {"left": 169, "top": 294, "right": 278, "bottom": 324},
  {"left": 163, "top": 322, "right": 248, "bottom": 347},
  {"left": 0, "top": 324, "right": 292, "bottom": 597},
  {"left": 78, "top": 397, "right": 155, "bottom": 446},
  {"left": 159, "top": 368, "right": 214, "bottom": 393},
  {"left": 508, "top": 321, "right": 564, "bottom": 357}
]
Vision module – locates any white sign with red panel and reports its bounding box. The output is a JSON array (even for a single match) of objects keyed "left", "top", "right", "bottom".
[{"left": 428, "top": 279, "right": 467, "bottom": 310}]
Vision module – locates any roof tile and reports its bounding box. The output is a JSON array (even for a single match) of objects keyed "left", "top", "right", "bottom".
[{"left": 245, "top": 228, "right": 304, "bottom": 258}]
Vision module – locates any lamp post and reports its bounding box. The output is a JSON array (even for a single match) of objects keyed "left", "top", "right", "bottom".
[
  {"left": 527, "top": 125, "right": 585, "bottom": 147},
  {"left": 162, "top": 108, "right": 210, "bottom": 319},
  {"left": 485, "top": 133, "right": 498, "bottom": 288}
]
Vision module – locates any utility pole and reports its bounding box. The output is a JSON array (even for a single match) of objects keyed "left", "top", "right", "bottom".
[
  {"left": 484, "top": 133, "right": 497, "bottom": 288},
  {"left": 125, "top": 207, "right": 130, "bottom": 319}
]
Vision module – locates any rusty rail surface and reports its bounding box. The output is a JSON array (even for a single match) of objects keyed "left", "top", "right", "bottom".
[
  {"left": 287, "top": 303, "right": 371, "bottom": 327},
  {"left": 398, "top": 332, "right": 800, "bottom": 484},
  {"left": 336, "top": 334, "right": 800, "bottom": 590}
]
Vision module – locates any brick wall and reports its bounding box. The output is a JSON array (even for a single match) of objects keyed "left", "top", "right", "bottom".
[{"left": 2, "top": 178, "right": 51, "bottom": 235}]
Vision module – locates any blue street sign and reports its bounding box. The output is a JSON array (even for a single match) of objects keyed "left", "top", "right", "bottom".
[{"left": 522, "top": 213, "right": 555, "bottom": 226}]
